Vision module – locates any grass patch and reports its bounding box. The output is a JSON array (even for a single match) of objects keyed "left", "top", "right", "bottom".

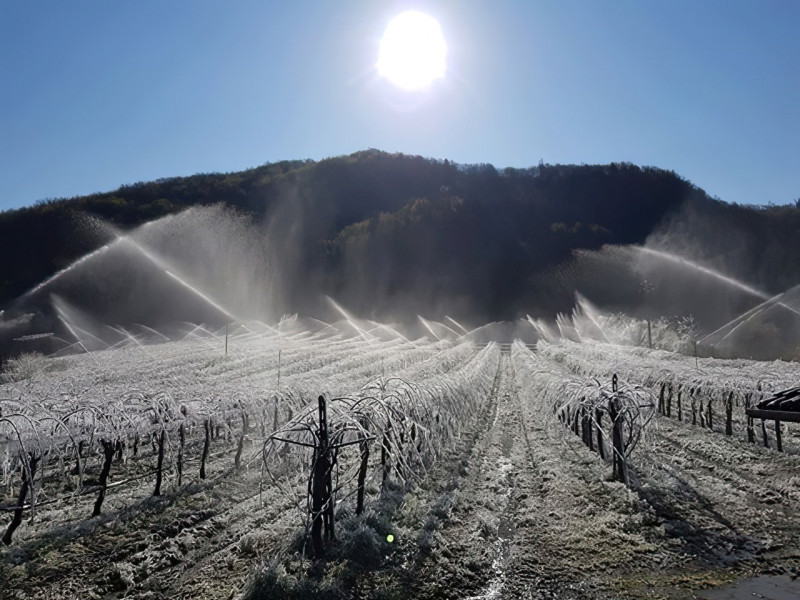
[
  {"left": 244, "top": 560, "right": 348, "bottom": 600},
  {"left": 243, "top": 509, "right": 401, "bottom": 600}
]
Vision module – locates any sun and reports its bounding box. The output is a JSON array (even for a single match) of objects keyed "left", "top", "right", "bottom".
[{"left": 377, "top": 11, "right": 447, "bottom": 91}]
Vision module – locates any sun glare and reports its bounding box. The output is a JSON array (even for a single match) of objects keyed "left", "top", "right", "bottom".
[{"left": 377, "top": 11, "right": 447, "bottom": 91}]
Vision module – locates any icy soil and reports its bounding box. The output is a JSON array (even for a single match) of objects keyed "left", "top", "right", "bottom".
[{"left": 1, "top": 337, "right": 799, "bottom": 599}]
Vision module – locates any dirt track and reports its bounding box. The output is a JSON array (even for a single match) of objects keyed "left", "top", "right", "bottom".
[
  {"left": 346, "top": 354, "right": 800, "bottom": 599},
  {"left": 2, "top": 352, "right": 800, "bottom": 599}
]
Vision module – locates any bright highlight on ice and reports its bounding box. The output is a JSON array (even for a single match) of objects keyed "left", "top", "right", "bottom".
[{"left": 377, "top": 11, "right": 447, "bottom": 90}]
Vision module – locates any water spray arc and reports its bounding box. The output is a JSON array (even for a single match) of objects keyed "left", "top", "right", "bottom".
[
  {"left": 6, "top": 208, "right": 274, "bottom": 356},
  {"left": 325, "top": 296, "right": 374, "bottom": 342},
  {"left": 573, "top": 293, "right": 611, "bottom": 343},
  {"left": 429, "top": 319, "right": 462, "bottom": 339},
  {"left": 445, "top": 316, "right": 469, "bottom": 335},
  {"left": 699, "top": 286, "right": 800, "bottom": 346},
  {"left": 418, "top": 316, "right": 441, "bottom": 341},
  {"left": 634, "top": 246, "right": 769, "bottom": 301}
]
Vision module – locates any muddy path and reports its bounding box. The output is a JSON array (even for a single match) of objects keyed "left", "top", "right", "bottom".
[
  {"left": 369, "top": 353, "right": 627, "bottom": 599},
  {"left": 371, "top": 353, "right": 800, "bottom": 600}
]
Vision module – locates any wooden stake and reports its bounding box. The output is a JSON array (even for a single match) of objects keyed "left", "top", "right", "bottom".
[
  {"left": 2, "top": 454, "right": 40, "bottom": 545},
  {"left": 707, "top": 401, "right": 713, "bottom": 430},
  {"left": 725, "top": 392, "right": 733, "bottom": 436},
  {"left": 93, "top": 440, "right": 115, "bottom": 517},
  {"left": 153, "top": 429, "right": 165, "bottom": 496},
  {"left": 608, "top": 397, "right": 627, "bottom": 485},
  {"left": 311, "top": 395, "right": 334, "bottom": 556},
  {"left": 235, "top": 414, "right": 246, "bottom": 472},
  {"left": 356, "top": 418, "right": 369, "bottom": 515},
  {"left": 595, "top": 409, "right": 605, "bottom": 460},
  {"left": 666, "top": 386, "right": 672, "bottom": 418},
  {"left": 200, "top": 419, "right": 210, "bottom": 479},
  {"left": 177, "top": 423, "right": 184, "bottom": 486}
]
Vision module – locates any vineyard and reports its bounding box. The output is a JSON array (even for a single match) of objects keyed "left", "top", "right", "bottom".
[{"left": 1, "top": 321, "right": 800, "bottom": 599}]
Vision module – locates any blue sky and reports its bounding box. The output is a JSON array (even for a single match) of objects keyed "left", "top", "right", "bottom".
[{"left": 1, "top": 0, "right": 798, "bottom": 211}]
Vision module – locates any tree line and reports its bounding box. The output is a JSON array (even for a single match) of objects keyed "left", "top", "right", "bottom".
[{"left": 1, "top": 150, "right": 798, "bottom": 323}]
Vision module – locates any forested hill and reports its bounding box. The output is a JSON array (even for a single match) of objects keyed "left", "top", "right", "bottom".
[{"left": 1, "top": 150, "right": 798, "bottom": 321}]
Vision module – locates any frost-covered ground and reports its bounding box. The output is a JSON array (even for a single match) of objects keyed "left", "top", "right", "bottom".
[{"left": 1, "top": 329, "right": 799, "bottom": 599}]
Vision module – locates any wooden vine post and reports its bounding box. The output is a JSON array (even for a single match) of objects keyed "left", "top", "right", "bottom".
[
  {"left": 265, "top": 394, "right": 373, "bottom": 558},
  {"left": 381, "top": 425, "right": 392, "bottom": 485},
  {"left": 746, "top": 415, "right": 756, "bottom": 443},
  {"left": 725, "top": 392, "right": 734, "bottom": 436},
  {"left": 666, "top": 384, "right": 672, "bottom": 418},
  {"left": 595, "top": 408, "right": 605, "bottom": 460},
  {"left": 177, "top": 418, "right": 185, "bottom": 486},
  {"left": 310, "top": 395, "right": 335, "bottom": 557},
  {"left": 745, "top": 393, "right": 755, "bottom": 443},
  {"left": 153, "top": 429, "right": 166, "bottom": 496},
  {"left": 582, "top": 406, "right": 594, "bottom": 451},
  {"left": 356, "top": 417, "right": 370, "bottom": 515},
  {"left": 608, "top": 374, "right": 628, "bottom": 485},
  {"left": 235, "top": 412, "right": 247, "bottom": 472},
  {"left": 72, "top": 439, "right": 85, "bottom": 480},
  {"left": 2, "top": 453, "right": 40, "bottom": 545},
  {"left": 93, "top": 439, "right": 116, "bottom": 517},
  {"left": 200, "top": 419, "right": 211, "bottom": 479}
]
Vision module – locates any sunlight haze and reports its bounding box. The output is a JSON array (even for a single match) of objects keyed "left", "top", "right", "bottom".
[{"left": 377, "top": 11, "right": 447, "bottom": 90}]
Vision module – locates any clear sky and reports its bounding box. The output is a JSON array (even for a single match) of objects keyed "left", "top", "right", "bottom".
[{"left": 1, "top": 0, "right": 798, "bottom": 211}]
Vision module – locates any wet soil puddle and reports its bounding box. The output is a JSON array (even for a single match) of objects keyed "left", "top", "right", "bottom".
[
  {"left": 701, "top": 574, "right": 800, "bottom": 600},
  {"left": 465, "top": 454, "right": 516, "bottom": 600}
]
